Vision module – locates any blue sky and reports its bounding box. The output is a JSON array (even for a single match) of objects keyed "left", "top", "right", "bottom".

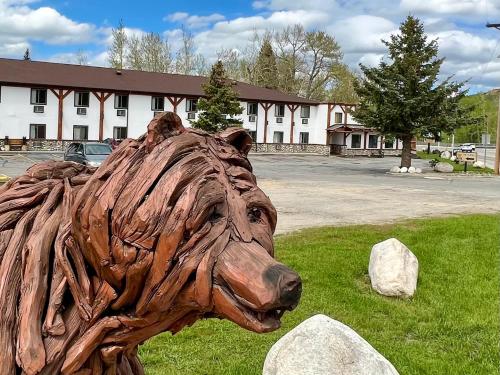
[{"left": 1, "top": 0, "right": 500, "bottom": 92}]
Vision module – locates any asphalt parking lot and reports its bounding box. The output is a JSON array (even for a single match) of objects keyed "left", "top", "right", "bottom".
[{"left": 1, "top": 152, "right": 499, "bottom": 233}]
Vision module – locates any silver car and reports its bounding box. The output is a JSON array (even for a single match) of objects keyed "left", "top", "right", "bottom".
[{"left": 64, "top": 142, "right": 112, "bottom": 167}]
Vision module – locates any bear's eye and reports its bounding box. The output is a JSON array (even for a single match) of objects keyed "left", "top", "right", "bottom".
[
  {"left": 209, "top": 207, "right": 223, "bottom": 223},
  {"left": 248, "top": 207, "right": 262, "bottom": 223}
]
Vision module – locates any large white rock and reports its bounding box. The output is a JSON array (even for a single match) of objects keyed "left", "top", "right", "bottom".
[
  {"left": 369, "top": 238, "right": 418, "bottom": 298},
  {"left": 450, "top": 156, "right": 457, "bottom": 162},
  {"left": 263, "top": 315, "right": 399, "bottom": 375},
  {"left": 408, "top": 166, "right": 416, "bottom": 173},
  {"left": 415, "top": 168, "right": 422, "bottom": 174},
  {"left": 389, "top": 166, "right": 400, "bottom": 173},
  {"left": 440, "top": 150, "right": 451, "bottom": 159},
  {"left": 400, "top": 167, "right": 408, "bottom": 173},
  {"left": 434, "top": 162, "right": 453, "bottom": 173},
  {"left": 473, "top": 161, "right": 485, "bottom": 169}
]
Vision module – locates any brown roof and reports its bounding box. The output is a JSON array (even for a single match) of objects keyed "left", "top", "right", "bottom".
[{"left": 0, "top": 58, "right": 318, "bottom": 105}]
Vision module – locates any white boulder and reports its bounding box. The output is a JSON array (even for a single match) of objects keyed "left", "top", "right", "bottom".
[
  {"left": 434, "top": 162, "right": 453, "bottom": 173},
  {"left": 369, "top": 238, "right": 418, "bottom": 298},
  {"left": 415, "top": 168, "right": 422, "bottom": 174},
  {"left": 440, "top": 151, "right": 451, "bottom": 159},
  {"left": 450, "top": 156, "right": 457, "bottom": 162},
  {"left": 408, "top": 166, "right": 416, "bottom": 173},
  {"left": 400, "top": 167, "right": 408, "bottom": 173},
  {"left": 473, "top": 161, "right": 485, "bottom": 169},
  {"left": 389, "top": 166, "right": 400, "bottom": 173},
  {"left": 263, "top": 314, "right": 399, "bottom": 375}
]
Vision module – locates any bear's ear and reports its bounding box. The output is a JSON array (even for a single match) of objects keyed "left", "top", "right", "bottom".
[
  {"left": 145, "top": 112, "right": 185, "bottom": 152},
  {"left": 218, "top": 127, "right": 253, "bottom": 156}
]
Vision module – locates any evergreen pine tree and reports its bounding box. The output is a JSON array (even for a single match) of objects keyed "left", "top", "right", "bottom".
[
  {"left": 254, "top": 39, "right": 278, "bottom": 89},
  {"left": 191, "top": 61, "right": 243, "bottom": 133},
  {"left": 354, "top": 16, "right": 473, "bottom": 167},
  {"left": 23, "top": 48, "right": 31, "bottom": 61}
]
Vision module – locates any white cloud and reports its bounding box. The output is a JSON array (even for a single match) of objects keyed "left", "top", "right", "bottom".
[
  {"left": 0, "top": 2, "right": 95, "bottom": 45},
  {"left": 165, "top": 12, "right": 226, "bottom": 29},
  {"left": 401, "top": 0, "right": 500, "bottom": 17}
]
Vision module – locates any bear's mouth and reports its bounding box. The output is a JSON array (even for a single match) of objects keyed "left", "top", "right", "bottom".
[{"left": 212, "top": 283, "right": 288, "bottom": 333}]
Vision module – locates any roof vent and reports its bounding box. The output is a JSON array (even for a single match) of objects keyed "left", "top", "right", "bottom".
[{"left": 116, "top": 70, "right": 122, "bottom": 75}]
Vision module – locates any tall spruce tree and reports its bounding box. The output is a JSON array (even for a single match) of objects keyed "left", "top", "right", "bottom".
[
  {"left": 354, "top": 16, "right": 471, "bottom": 167},
  {"left": 190, "top": 61, "right": 243, "bottom": 133},
  {"left": 23, "top": 48, "right": 31, "bottom": 61},
  {"left": 254, "top": 39, "right": 278, "bottom": 89}
]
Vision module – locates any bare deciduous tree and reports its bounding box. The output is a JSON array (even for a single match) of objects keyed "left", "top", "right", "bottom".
[
  {"left": 75, "top": 49, "right": 88, "bottom": 66},
  {"left": 274, "top": 24, "right": 306, "bottom": 95},
  {"left": 302, "top": 31, "right": 343, "bottom": 99},
  {"left": 108, "top": 19, "right": 127, "bottom": 69}
]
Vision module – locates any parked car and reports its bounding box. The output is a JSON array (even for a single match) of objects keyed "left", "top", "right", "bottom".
[
  {"left": 459, "top": 143, "right": 475, "bottom": 153},
  {"left": 64, "top": 142, "right": 112, "bottom": 167}
]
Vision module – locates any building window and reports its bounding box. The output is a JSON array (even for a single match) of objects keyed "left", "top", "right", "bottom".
[
  {"left": 248, "top": 131, "right": 257, "bottom": 142},
  {"left": 29, "top": 124, "right": 46, "bottom": 139},
  {"left": 247, "top": 102, "right": 258, "bottom": 116},
  {"left": 275, "top": 104, "right": 285, "bottom": 117},
  {"left": 384, "top": 137, "right": 395, "bottom": 149},
  {"left": 151, "top": 96, "right": 164, "bottom": 111},
  {"left": 334, "top": 112, "right": 343, "bottom": 124},
  {"left": 31, "top": 88, "right": 47, "bottom": 105},
  {"left": 351, "top": 134, "right": 362, "bottom": 148},
  {"left": 74, "top": 91, "right": 89, "bottom": 107},
  {"left": 114, "top": 94, "right": 128, "bottom": 109},
  {"left": 300, "top": 106, "right": 310, "bottom": 118},
  {"left": 299, "top": 132, "right": 309, "bottom": 144},
  {"left": 73, "top": 125, "right": 89, "bottom": 141},
  {"left": 186, "top": 98, "right": 198, "bottom": 112},
  {"left": 273, "top": 131, "right": 284, "bottom": 143},
  {"left": 368, "top": 134, "right": 379, "bottom": 149},
  {"left": 113, "top": 127, "right": 127, "bottom": 139}
]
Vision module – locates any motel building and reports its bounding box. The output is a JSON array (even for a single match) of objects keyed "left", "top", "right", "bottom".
[{"left": 0, "top": 58, "right": 403, "bottom": 155}]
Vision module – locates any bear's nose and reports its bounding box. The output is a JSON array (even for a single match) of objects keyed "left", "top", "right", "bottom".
[{"left": 278, "top": 271, "right": 302, "bottom": 309}]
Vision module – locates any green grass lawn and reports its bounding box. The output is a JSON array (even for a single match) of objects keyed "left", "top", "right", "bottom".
[
  {"left": 417, "top": 151, "right": 495, "bottom": 174},
  {"left": 139, "top": 215, "right": 500, "bottom": 375}
]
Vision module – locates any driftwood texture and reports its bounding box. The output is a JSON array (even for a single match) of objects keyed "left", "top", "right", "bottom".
[{"left": 0, "top": 112, "right": 302, "bottom": 375}]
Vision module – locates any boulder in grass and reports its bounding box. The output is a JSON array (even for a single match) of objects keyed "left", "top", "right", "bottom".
[
  {"left": 369, "top": 238, "right": 418, "bottom": 298},
  {"left": 473, "top": 161, "right": 485, "bottom": 169},
  {"left": 263, "top": 314, "right": 400, "bottom": 375},
  {"left": 400, "top": 167, "right": 408, "bottom": 173},
  {"left": 434, "top": 162, "right": 453, "bottom": 173},
  {"left": 389, "top": 166, "right": 400, "bottom": 173},
  {"left": 441, "top": 151, "right": 451, "bottom": 159}
]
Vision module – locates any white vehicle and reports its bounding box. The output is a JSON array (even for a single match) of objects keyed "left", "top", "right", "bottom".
[{"left": 459, "top": 143, "right": 475, "bottom": 153}]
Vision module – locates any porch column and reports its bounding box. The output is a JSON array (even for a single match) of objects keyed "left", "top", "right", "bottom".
[
  {"left": 167, "top": 96, "right": 183, "bottom": 113},
  {"left": 50, "top": 89, "right": 72, "bottom": 141},
  {"left": 259, "top": 102, "right": 272, "bottom": 143},
  {"left": 326, "top": 103, "right": 335, "bottom": 144},
  {"left": 363, "top": 131, "right": 368, "bottom": 149},
  {"left": 287, "top": 104, "right": 299, "bottom": 144},
  {"left": 91, "top": 92, "right": 113, "bottom": 141}
]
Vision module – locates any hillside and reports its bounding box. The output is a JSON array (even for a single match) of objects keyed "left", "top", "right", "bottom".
[{"left": 456, "top": 91, "right": 498, "bottom": 144}]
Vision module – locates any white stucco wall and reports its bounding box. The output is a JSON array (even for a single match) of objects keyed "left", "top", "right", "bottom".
[
  {"left": 0, "top": 85, "right": 355, "bottom": 147},
  {"left": 0, "top": 86, "right": 58, "bottom": 139}
]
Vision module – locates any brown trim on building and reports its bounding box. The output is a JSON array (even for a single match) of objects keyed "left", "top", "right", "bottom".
[
  {"left": 91, "top": 91, "right": 112, "bottom": 141},
  {"left": 166, "top": 96, "right": 183, "bottom": 113},
  {"left": 260, "top": 102, "right": 272, "bottom": 143},
  {"left": 50, "top": 89, "right": 72, "bottom": 141},
  {"left": 286, "top": 104, "right": 299, "bottom": 144},
  {"left": 363, "top": 131, "right": 368, "bottom": 150}
]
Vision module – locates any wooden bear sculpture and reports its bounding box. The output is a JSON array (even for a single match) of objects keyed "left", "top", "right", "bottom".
[{"left": 0, "top": 112, "right": 302, "bottom": 374}]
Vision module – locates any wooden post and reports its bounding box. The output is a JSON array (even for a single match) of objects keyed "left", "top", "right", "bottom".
[
  {"left": 167, "top": 96, "right": 183, "bottom": 113},
  {"left": 363, "top": 131, "right": 368, "bottom": 149},
  {"left": 259, "top": 103, "right": 272, "bottom": 143},
  {"left": 286, "top": 104, "right": 299, "bottom": 144},
  {"left": 50, "top": 89, "right": 72, "bottom": 141},
  {"left": 92, "top": 92, "right": 112, "bottom": 141},
  {"left": 326, "top": 103, "right": 335, "bottom": 145}
]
